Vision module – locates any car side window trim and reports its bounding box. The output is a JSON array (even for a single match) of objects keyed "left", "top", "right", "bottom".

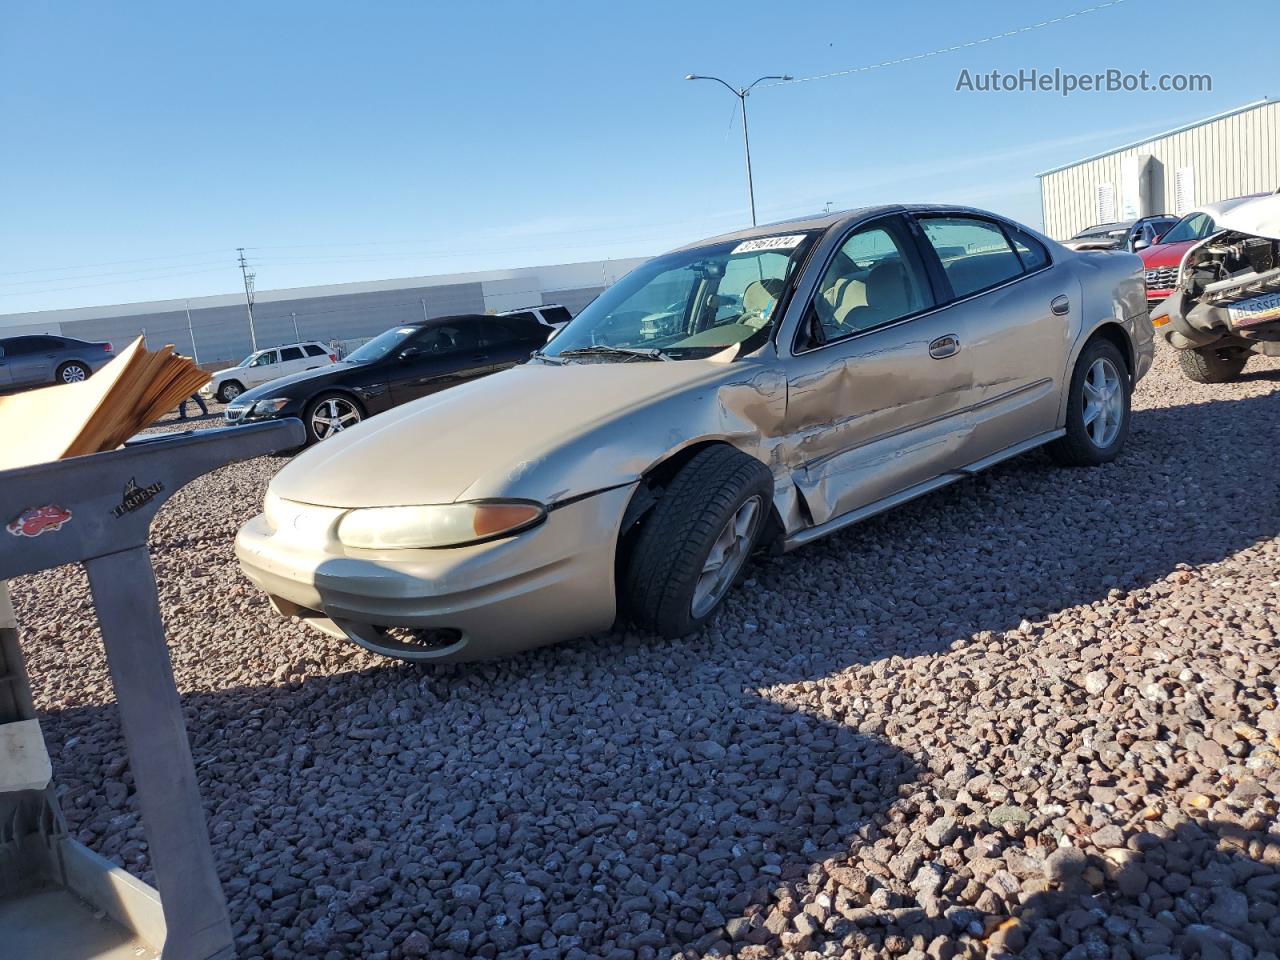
[
  {"left": 908, "top": 212, "right": 1053, "bottom": 307},
  {"left": 791, "top": 213, "right": 939, "bottom": 356}
]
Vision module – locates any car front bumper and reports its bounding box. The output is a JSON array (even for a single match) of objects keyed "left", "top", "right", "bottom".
[{"left": 234, "top": 484, "right": 633, "bottom": 661}]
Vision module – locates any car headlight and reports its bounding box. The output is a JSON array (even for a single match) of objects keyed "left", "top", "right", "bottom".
[
  {"left": 252, "top": 397, "right": 292, "bottom": 415},
  {"left": 336, "top": 500, "right": 546, "bottom": 549}
]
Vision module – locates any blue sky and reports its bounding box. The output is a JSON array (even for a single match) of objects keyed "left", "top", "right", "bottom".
[{"left": 0, "top": 0, "right": 1269, "bottom": 314}]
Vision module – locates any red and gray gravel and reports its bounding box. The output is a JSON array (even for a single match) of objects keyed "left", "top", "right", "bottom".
[{"left": 12, "top": 345, "right": 1280, "bottom": 960}]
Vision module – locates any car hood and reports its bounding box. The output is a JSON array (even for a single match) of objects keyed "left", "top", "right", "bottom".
[
  {"left": 1214, "top": 193, "right": 1280, "bottom": 239},
  {"left": 1139, "top": 240, "right": 1195, "bottom": 267},
  {"left": 234, "top": 363, "right": 353, "bottom": 404},
  {"left": 269, "top": 359, "right": 764, "bottom": 508}
]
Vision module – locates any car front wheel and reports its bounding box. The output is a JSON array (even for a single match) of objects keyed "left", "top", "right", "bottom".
[
  {"left": 1177, "top": 346, "right": 1248, "bottom": 384},
  {"left": 621, "top": 445, "right": 773, "bottom": 638},
  {"left": 216, "top": 381, "right": 244, "bottom": 403},
  {"left": 1048, "top": 338, "right": 1131, "bottom": 467},
  {"left": 305, "top": 392, "right": 363, "bottom": 443}
]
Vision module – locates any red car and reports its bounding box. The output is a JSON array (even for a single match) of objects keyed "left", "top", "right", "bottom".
[{"left": 1140, "top": 194, "right": 1269, "bottom": 306}]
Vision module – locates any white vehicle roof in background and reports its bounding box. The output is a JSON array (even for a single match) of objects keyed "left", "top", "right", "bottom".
[{"left": 1213, "top": 193, "right": 1280, "bottom": 240}]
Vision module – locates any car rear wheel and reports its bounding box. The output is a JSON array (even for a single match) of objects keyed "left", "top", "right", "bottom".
[
  {"left": 1177, "top": 346, "right": 1248, "bottom": 384},
  {"left": 1048, "top": 338, "right": 1131, "bottom": 467},
  {"left": 306, "top": 392, "right": 363, "bottom": 443},
  {"left": 216, "top": 381, "right": 244, "bottom": 403},
  {"left": 57, "top": 361, "right": 90, "bottom": 384},
  {"left": 621, "top": 445, "right": 773, "bottom": 638}
]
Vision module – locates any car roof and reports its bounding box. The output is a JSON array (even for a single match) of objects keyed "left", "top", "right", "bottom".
[{"left": 666, "top": 203, "right": 1035, "bottom": 255}]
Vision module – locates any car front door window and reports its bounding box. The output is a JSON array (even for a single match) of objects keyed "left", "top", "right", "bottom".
[{"left": 809, "top": 222, "right": 931, "bottom": 344}]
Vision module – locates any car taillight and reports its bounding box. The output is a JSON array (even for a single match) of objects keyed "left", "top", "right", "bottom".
[
  {"left": 329, "top": 354, "right": 336, "bottom": 362},
  {"left": 103, "top": 342, "right": 113, "bottom": 352}
]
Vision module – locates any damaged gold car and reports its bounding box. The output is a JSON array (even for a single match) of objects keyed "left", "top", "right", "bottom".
[{"left": 236, "top": 205, "right": 1152, "bottom": 662}]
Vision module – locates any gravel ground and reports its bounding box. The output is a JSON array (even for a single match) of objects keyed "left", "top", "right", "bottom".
[{"left": 12, "top": 345, "right": 1280, "bottom": 960}]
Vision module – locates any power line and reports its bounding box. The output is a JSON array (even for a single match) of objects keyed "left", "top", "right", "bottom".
[
  {"left": 0, "top": 249, "right": 231, "bottom": 278},
  {"left": 768, "top": 0, "right": 1136, "bottom": 87}
]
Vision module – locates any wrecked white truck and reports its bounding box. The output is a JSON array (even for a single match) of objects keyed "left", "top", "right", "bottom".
[{"left": 1154, "top": 193, "right": 1280, "bottom": 383}]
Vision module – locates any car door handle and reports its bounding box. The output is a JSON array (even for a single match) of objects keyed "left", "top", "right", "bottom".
[
  {"left": 1051, "top": 295, "right": 1071, "bottom": 316},
  {"left": 928, "top": 334, "right": 961, "bottom": 359}
]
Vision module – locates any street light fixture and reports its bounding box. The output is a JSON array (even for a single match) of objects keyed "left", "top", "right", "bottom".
[{"left": 686, "top": 73, "right": 792, "bottom": 227}]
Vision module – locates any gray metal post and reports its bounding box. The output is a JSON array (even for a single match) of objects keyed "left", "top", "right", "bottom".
[
  {"left": 186, "top": 301, "right": 200, "bottom": 365},
  {"left": 86, "top": 547, "right": 234, "bottom": 960}
]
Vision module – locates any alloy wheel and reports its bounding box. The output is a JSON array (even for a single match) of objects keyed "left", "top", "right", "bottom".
[
  {"left": 310, "top": 397, "right": 362, "bottom": 440},
  {"left": 222, "top": 383, "right": 242, "bottom": 400},
  {"left": 1082, "top": 357, "right": 1124, "bottom": 448},
  {"left": 61, "top": 364, "right": 88, "bottom": 383},
  {"left": 690, "top": 495, "right": 762, "bottom": 619}
]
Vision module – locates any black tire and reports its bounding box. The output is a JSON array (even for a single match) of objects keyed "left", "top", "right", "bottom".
[
  {"left": 216, "top": 381, "right": 245, "bottom": 403},
  {"left": 1048, "top": 338, "right": 1131, "bottom": 467},
  {"left": 57, "top": 361, "right": 90, "bottom": 384},
  {"left": 621, "top": 445, "right": 773, "bottom": 638},
  {"left": 304, "top": 392, "right": 364, "bottom": 444},
  {"left": 1177, "top": 346, "right": 1248, "bottom": 384}
]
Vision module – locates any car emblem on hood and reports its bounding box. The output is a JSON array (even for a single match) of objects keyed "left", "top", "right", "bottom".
[{"left": 7, "top": 504, "right": 73, "bottom": 537}]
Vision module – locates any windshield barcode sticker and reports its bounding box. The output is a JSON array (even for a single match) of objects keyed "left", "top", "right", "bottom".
[{"left": 731, "top": 235, "right": 806, "bottom": 254}]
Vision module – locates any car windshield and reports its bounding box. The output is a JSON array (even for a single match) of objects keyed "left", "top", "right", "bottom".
[
  {"left": 344, "top": 326, "right": 419, "bottom": 363},
  {"left": 1159, "top": 212, "right": 1215, "bottom": 244},
  {"left": 1073, "top": 222, "right": 1128, "bottom": 239},
  {"left": 236, "top": 353, "right": 258, "bottom": 367},
  {"left": 540, "top": 233, "right": 818, "bottom": 362}
]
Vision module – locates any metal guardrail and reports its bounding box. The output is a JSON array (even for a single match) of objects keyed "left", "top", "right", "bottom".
[{"left": 0, "top": 418, "right": 305, "bottom": 959}]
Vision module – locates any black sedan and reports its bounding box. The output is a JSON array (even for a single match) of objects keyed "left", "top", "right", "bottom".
[{"left": 225, "top": 313, "right": 552, "bottom": 445}]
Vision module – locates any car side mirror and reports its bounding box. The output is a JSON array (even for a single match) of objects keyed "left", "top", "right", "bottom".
[
  {"left": 398, "top": 346, "right": 424, "bottom": 360},
  {"left": 1133, "top": 239, "right": 1149, "bottom": 251}
]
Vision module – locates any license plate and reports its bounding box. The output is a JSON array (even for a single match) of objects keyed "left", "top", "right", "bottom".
[{"left": 1227, "top": 292, "right": 1280, "bottom": 328}]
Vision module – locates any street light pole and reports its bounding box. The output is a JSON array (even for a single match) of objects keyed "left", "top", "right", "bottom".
[{"left": 686, "top": 73, "right": 792, "bottom": 227}]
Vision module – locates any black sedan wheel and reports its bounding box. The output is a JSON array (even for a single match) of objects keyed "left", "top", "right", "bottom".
[{"left": 306, "top": 393, "right": 363, "bottom": 443}]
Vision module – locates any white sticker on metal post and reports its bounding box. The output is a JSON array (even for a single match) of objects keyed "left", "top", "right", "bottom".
[{"left": 731, "top": 235, "right": 806, "bottom": 254}]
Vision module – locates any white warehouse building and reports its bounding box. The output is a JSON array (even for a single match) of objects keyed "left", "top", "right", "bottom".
[
  {"left": 1038, "top": 97, "right": 1280, "bottom": 241},
  {"left": 0, "top": 256, "right": 647, "bottom": 370}
]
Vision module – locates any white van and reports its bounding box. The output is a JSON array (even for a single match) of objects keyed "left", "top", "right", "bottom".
[{"left": 201, "top": 341, "right": 336, "bottom": 402}]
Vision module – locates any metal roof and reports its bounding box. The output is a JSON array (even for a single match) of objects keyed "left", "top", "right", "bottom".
[{"left": 1036, "top": 97, "right": 1275, "bottom": 178}]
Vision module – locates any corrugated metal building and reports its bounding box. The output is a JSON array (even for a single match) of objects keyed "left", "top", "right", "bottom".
[
  {"left": 0, "top": 257, "right": 647, "bottom": 369},
  {"left": 1038, "top": 97, "right": 1280, "bottom": 241}
]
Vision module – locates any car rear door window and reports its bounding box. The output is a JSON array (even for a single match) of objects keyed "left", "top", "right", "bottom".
[
  {"left": 280, "top": 346, "right": 304, "bottom": 362},
  {"left": 918, "top": 217, "right": 1025, "bottom": 299},
  {"left": 810, "top": 221, "right": 932, "bottom": 342},
  {"left": 1006, "top": 226, "right": 1050, "bottom": 271}
]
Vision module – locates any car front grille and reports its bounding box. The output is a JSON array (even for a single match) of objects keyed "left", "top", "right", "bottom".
[
  {"left": 1145, "top": 266, "right": 1178, "bottom": 289},
  {"left": 225, "top": 405, "right": 248, "bottom": 423}
]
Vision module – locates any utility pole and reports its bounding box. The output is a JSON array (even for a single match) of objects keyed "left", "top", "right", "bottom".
[
  {"left": 185, "top": 299, "right": 200, "bottom": 364},
  {"left": 237, "top": 247, "right": 258, "bottom": 352},
  {"left": 290, "top": 311, "right": 300, "bottom": 342},
  {"left": 420, "top": 297, "right": 429, "bottom": 322}
]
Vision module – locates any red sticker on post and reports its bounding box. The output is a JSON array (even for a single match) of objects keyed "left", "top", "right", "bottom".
[{"left": 7, "top": 505, "right": 73, "bottom": 538}]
